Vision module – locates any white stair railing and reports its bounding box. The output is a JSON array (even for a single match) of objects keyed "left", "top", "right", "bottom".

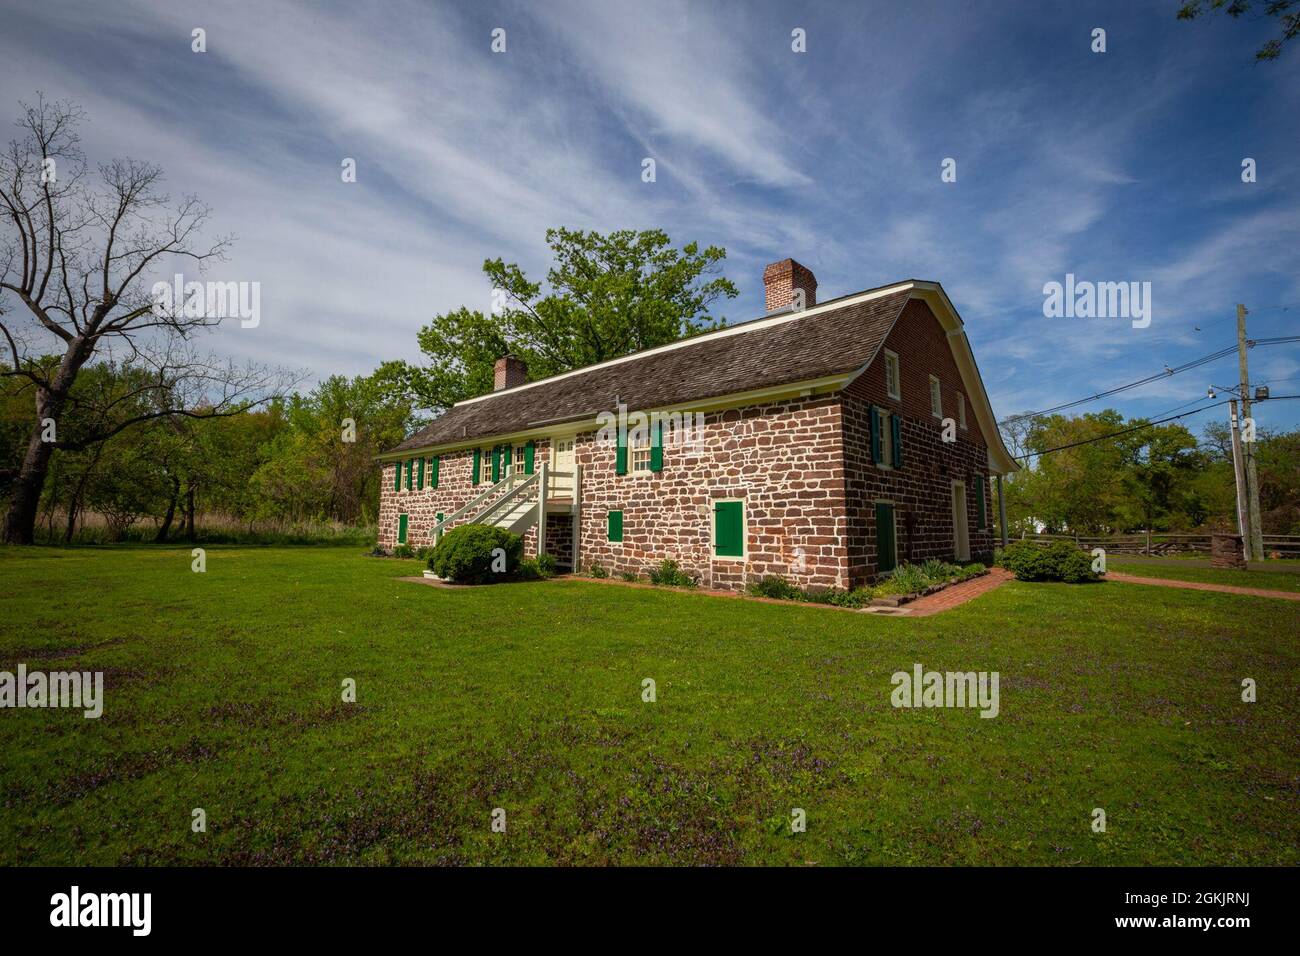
[
  {"left": 428, "top": 471, "right": 522, "bottom": 542},
  {"left": 429, "top": 464, "right": 581, "bottom": 550}
]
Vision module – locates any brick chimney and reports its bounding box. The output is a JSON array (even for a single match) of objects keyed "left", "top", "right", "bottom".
[
  {"left": 493, "top": 354, "right": 527, "bottom": 391},
  {"left": 763, "top": 258, "right": 817, "bottom": 313}
]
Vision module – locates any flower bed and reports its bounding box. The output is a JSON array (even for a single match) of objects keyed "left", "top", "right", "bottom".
[{"left": 742, "top": 559, "right": 990, "bottom": 609}]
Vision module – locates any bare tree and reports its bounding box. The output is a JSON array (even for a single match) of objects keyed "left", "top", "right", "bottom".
[{"left": 1, "top": 95, "right": 292, "bottom": 543}]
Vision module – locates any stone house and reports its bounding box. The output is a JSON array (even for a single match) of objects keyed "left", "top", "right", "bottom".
[{"left": 377, "top": 259, "right": 1018, "bottom": 590}]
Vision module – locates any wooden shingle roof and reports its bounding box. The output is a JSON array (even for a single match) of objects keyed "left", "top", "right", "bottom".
[{"left": 390, "top": 285, "right": 914, "bottom": 453}]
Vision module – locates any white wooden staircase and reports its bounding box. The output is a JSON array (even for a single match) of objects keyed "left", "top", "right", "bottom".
[{"left": 428, "top": 462, "right": 582, "bottom": 568}]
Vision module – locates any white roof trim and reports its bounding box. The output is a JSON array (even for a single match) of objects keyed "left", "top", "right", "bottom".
[{"left": 454, "top": 280, "right": 918, "bottom": 407}]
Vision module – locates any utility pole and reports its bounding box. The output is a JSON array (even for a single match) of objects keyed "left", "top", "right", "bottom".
[
  {"left": 1237, "top": 304, "right": 1265, "bottom": 561},
  {"left": 1227, "top": 398, "right": 1249, "bottom": 560}
]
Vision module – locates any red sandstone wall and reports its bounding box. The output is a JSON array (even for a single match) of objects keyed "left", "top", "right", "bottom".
[{"left": 842, "top": 299, "right": 994, "bottom": 584}]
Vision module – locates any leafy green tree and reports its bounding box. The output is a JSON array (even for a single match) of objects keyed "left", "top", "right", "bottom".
[
  {"left": 1177, "top": 0, "right": 1299, "bottom": 61},
  {"left": 250, "top": 374, "right": 415, "bottom": 524},
  {"left": 1254, "top": 427, "right": 1300, "bottom": 533},
  {"left": 1008, "top": 412, "right": 1132, "bottom": 533},
  {"left": 1115, "top": 421, "right": 1201, "bottom": 533},
  {"left": 380, "top": 228, "right": 738, "bottom": 410}
]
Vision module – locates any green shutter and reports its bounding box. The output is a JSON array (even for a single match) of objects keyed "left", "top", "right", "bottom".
[
  {"left": 650, "top": 419, "right": 663, "bottom": 472},
  {"left": 891, "top": 414, "right": 903, "bottom": 469},
  {"left": 869, "top": 406, "right": 883, "bottom": 465},
  {"left": 714, "top": 500, "right": 744, "bottom": 558},
  {"left": 416, "top": 457, "right": 425, "bottom": 490},
  {"left": 976, "top": 475, "right": 986, "bottom": 529},
  {"left": 405, "top": 458, "right": 414, "bottom": 490},
  {"left": 430, "top": 456, "right": 439, "bottom": 488},
  {"left": 393, "top": 461, "right": 401, "bottom": 491},
  {"left": 472, "top": 448, "right": 481, "bottom": 485},
  {"left": 875, "top": 502, "right": 896, "bottom": 572},
  {"left": 615, "top": 428, "right": 628, "bottom": 475},
  {"left": 525, "top": 440, "right": 535, "bottom": 474},
  {"left": 491, "top": 445, "right": 501, "bottom": 482},
  {"left": 397, "top": 513, "right": 408, "bottom": 545},
  {"left": 607, "top": 510, "right": 623, "bottom": 542}
]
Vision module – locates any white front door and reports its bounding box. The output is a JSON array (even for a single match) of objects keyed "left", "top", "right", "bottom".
[
  {"left": 552, "top": 438, "right": 576, "bottom": 495},
  {"left": 951, "top": 480, "right": 970, "bottom": 561}
]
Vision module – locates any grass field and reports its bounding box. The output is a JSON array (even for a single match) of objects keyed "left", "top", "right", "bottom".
[
  {"left": 1108, "top": 560, "right": 1300, "bottom": 593},
  {"left": 1, "top": 545, "right": 1296, "bottom": 866}
]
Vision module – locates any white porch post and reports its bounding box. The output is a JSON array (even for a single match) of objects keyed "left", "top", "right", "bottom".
[
  {"left": 997, "top": 474, "right": 1008, "bottom": 549},
  {"left": 536, "top": 461, "right": 548, "bottom": 556},
  {"left": 572, "top": 463, "right": 582, "bottom": 573}
]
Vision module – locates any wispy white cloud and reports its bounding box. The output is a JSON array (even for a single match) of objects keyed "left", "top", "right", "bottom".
[{"left": 0, "top": 0, "right": 1295, "bottom": 431}]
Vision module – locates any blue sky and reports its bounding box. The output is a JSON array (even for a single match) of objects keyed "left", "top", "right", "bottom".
[{"left": 4, "top": 0, "right": 1298, "bottom": 433}]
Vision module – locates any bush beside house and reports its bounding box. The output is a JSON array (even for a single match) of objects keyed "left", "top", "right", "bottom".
[
  {"left": 427, "top": 525, "right": 524, "bottom": 584},
  {"left": 997, "top": 540, "right": 1101, "bottom": 583}
]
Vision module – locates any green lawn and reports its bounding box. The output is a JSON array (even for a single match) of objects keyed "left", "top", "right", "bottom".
[
  {"left": 1109, "top": 560, "right": 1300, "bottom": 593},
  {"left": 1, "top": 545, "right": 1296, "bottom": 866}
]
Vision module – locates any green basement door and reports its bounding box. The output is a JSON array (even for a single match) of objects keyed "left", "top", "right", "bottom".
[{"left": 875, "top": 502, "right": 896, "bottom": 573}]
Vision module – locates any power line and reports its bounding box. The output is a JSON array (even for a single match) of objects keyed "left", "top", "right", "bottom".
[
  {"left": 1001, "top": 347, "right": 1235, "bottom": 423},
  {"left": 1147, "top": 393, "right": 1217, "bottom": 420},
  {"left": 1001, "top": 338, "right": 1299, "bottom": 424},
  {"left": 1013, "top": 395, "right": 1300, "bottom": 461}
]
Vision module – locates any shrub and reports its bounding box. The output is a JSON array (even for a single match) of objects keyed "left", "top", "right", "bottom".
[
  {"left": 919, "top": 558, "right": 961, "bottom": 581},
  {"left": 747, "top": 575, "right": 805, "bottom": 601},
  {"left": 427, "top": 524, "right": 523, "bottom": 584},
  {"left": 620, "top": 571, "right": 639, "bottom": 582},
  {"left": 1056, "top": 547, "right": 1099, "bottom": 583},
  {"left": 997, "top": 541, "right": 1053, "bottom": 580},
  {"left": 648, "top": 559, "right": 697, "bottom": 588},
  {"left": 588, "top": 563, "right": 607, "bottom": 578},
  {"left": 998, "top": 540, "right": 1100, "bottom": 583},
  {"left": 961, "top": 562, "right": 986, "bottom": 579},
  {"left": 881, "top": 563, "right": 930, "bottom": 596},
  {"left": 821, "top": 586, "right": 877, "bottom": 608},
  {"left": 516, "top": 558, "right": 553, "bottom": 580},
  {"left": 535, "top": 553, "right": 558, "bottom": 578},
  {"left": 393, "top": 544, "right": 416, "bottom": 559}
]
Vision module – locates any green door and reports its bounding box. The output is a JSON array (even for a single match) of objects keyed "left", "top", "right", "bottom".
[{"left": 875, "top": 502, "right": 896, "bottom": 573}]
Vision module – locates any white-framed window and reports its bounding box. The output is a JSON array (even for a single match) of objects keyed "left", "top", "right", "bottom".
[
  {"left": 514, "top": 444, "right": 527, "bottom": 474},
  {"left": 929, "top": 375, "right": 942, "bottom": 418},
  {"left": 884, "top": 350, "right": 901, "bottom": 401},
  {"left": 958, "top": 392, "right": 967, "bottom": 430},
  {"left": 631, "top": 435, "right": 651, "bottom": 472},
  {"left": 879, "top": 409, "right": 894, "bottom": 469}
]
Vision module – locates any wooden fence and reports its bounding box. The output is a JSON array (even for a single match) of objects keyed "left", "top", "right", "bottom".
[{"left": 1018, "top": 532, "right": 1300, "bottom": 558}]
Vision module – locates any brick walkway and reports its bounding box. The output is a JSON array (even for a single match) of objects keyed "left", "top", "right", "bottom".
[
  {"left": 903, "top": 568, "right": 1014, "bottom": 616},
  {"left": 1107, "top": 572, "right": 1300, "bottom": 602}
]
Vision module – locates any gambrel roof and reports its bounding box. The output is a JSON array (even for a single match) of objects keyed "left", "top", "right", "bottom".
[{"left": 385, "top": 280, "right": 1019, "bottom": 474}]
